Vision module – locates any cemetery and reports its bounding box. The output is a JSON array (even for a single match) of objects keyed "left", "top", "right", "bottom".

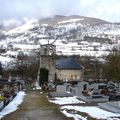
[
  {"left": 48, "top": 80, "right": 120, "bottom": 103},
  {"left": 37, "top": 42, "right": 120, "bottom": 118},
  {"left": 0, "top": 78, "right": 24, "bottom": 111}
]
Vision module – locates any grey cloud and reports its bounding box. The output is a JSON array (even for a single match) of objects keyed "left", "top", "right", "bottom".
[
  {"left": 0, "top": 0, "right": 79, "bottom": 19},
  {"left": 0, "top": 0, "right": 120, "bottom": 22}
]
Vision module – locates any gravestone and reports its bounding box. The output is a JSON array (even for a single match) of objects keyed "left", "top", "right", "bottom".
[
  {"left": 98, "top": 101, "right": 120, "bottom": 113},
  {"left": 74, "top": 82, "right": 89, "bottom": 96},
  {"left": 56, "top": 84, "right": 66, "bottom": 93},
  {"left": 118, "top": 83, "right": 120, "bottom": 91}
]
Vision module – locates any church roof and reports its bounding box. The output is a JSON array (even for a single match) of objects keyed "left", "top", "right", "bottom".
[{"left": 56, "top": 57, "right": 84, "bottom": 70}]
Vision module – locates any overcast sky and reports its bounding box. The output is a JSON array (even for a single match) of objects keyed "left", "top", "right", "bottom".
[{"left": 0, "top": 0, "right": 120, "bottom": 22}]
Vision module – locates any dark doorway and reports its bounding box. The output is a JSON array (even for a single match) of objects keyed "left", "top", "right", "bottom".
[{"left": 39, "top": 68, "right": 49, "bottom": 86}]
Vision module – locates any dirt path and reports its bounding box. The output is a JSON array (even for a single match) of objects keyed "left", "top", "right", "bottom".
[{"left": 2, "top": 90, "right": 72, "bottom": 120}]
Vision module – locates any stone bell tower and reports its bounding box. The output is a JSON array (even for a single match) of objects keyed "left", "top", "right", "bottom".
[{"left": 37, "top": 43, "right": 56, "bottom": 86}]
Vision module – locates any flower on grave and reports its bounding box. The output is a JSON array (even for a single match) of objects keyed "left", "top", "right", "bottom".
[{"left": 0, "top": 95, "right": 4, "bottom": 101}]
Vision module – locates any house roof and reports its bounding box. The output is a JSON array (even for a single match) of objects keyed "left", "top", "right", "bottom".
[{"left": 56, "top": 57, "right": 84, "bottom": 70}]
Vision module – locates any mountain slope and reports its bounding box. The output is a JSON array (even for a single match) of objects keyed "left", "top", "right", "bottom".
[
  {"left": 0, "top": 15, "right": 120, "bottom": 68},
  {"left": 39, "top": 15, "right": 110, "bottom": 25}
]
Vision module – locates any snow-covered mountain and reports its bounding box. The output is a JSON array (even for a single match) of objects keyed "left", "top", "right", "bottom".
[{"left": 0, "top": 15, "right": 120, "bottom": 68}]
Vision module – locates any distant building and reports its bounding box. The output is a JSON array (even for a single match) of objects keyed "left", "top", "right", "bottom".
[
  {"left": 37, "top": 43, "right": 56, "bottom": 85},
  {"left": 56, "top": 57, "right": 84, "bottom": 81},
  {"left": 37, "top": 43, "right": 84, "bottom": 85}
]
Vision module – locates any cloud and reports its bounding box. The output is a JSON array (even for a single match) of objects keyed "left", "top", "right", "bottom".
[
  {"left": 77, "top": 0, "right": 120, "bottom": 22},
  {"left": 3, "top": 19, "right": 22, "bottom": 27},
  {"left": 0, "top": 0, "right": 120, "bottom": 22}
]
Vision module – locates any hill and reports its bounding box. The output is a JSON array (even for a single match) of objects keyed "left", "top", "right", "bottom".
[{"left": 0, "top": 15, "right": 120, "bottom": 68}]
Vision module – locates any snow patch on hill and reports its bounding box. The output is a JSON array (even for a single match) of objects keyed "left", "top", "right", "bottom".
[
  {"left": 58, "top": 18, "right": 84, "bottom": 24},
  {"left": 7, "top": 19, "right": 38, "bottom": 34}
]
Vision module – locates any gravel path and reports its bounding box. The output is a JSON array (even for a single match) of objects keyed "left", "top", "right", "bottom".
[{"left": 2, "top": 90, "right": 72, "bottom": 120}]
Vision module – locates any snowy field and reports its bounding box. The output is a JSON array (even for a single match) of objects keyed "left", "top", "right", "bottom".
[
  {"left": 49, "top": 96, "right": 120, "bottom": 120},
  {"left": 0, "top": 91, "right": 26, "bottom": 119},
  {"left": 0, "top": 56, "right": 15, "bottom": 68}
]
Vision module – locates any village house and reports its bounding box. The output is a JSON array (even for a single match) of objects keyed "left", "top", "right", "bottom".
[{"left": 55, "top": 57, "right": 84, "bottom": 81}]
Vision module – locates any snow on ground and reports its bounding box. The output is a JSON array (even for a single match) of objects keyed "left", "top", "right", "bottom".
[
  {"left": 104, "top": 29, "right": 120, "bottom": 35},
  {"left": 0, "top": 91, "right": 26, "bottom": 119},
  {"left": 61, "top": 106, "right": 120, "bottom": 120},
  {"left": 3, "top": 50, "right": 18, "bottom": 57},
  {"left": 39, "top": 39, "right": 55, "bottom": 45},
  {"left": 49, "top": 96, "right": 120, "bottom": 120},
  {"left": 7, "top": 19, "right": 38, "bottom": 34},
  {"left": 49, "top": 96, "right": 85, "bottom": 105},
  {"left": 0, "top": 56, "right": 14, "bottom": 63},
  {"left": 62, "top": 109, "right": 87, "bottom": 120},
  {"left": 12, "top": 44, "right": 39, "bottom": 50},
  {"left": 58, "top": 18, "right": 84, "bottom": 24},
  {"left": 0, "top": 55, "right": 15, "bottom": 68},
  {"left": 55, "top": 40, "right": 110, "bottom": 57}
]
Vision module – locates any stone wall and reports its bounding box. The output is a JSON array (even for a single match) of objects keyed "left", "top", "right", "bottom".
[
  {"left": 56, "top": 69, "right": 84, "bottom": 81},
  {"left": 40, "top": 56, "right": 56, "bottom": 82}
]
